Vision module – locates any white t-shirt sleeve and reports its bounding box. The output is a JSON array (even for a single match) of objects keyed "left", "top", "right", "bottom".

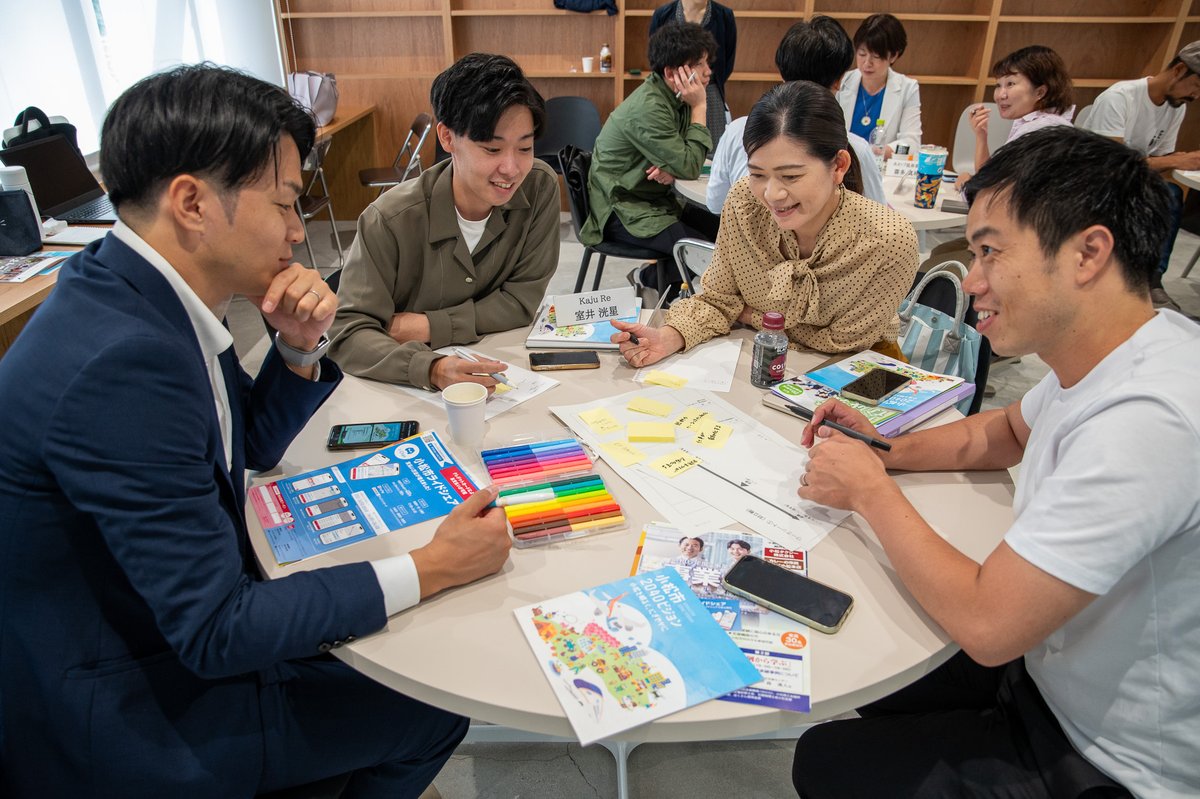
[
  {"left": 1082, "top": 89, "right": 1130, "bottom": 140},
  {"left": 1007, "top": 395, "right": 1200, "bottom": 596}
]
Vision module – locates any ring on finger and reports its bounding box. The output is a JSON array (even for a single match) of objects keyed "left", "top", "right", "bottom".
[
  {"left": 800, "top": 473, "right": 809, "bottom": 487},
  {"left": 307, "top": 289, "right": 321, "bottom": 301}
]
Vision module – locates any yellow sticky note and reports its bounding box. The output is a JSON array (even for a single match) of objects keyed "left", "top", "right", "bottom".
[
  {"left": 673, "top": 407, "right": 712, "bottom": 431},
  {"left": 649, "top": 450, "right": 702, "bottom": 478},
  {"left": 627, "top": 396, "right": 674, "bottom": 417},
  {"left": 579, "top": 407, "right": 622, "bottom": 435},
  {"left": 600, "top": 440, "right": 647, "bottom": 467},
  {"left": 643, "top": 370, "right": 688, "bottom": 388},
  {"left": 627, "top": 422, "right": 677, "bottom": 443},
  {"left": 693, "top": 419, "right": 733, "bottom": 449},
  {"left": 493, "top": 383, "right": 513, "bottom": 395}
]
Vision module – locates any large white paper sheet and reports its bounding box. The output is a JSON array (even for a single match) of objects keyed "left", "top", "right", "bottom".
[
  {"left": 389, "top": 346, "right": 558, "bottom": 420},
  {"left": 633, "top": 337, "right": 743, "bottom": 393}
]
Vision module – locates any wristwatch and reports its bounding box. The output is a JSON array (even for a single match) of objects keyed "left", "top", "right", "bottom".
[{"left": 274, "top": 331, "right": 330, "bottom": 368}]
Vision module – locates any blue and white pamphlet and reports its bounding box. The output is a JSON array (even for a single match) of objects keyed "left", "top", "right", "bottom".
[
  {"left": 525, "top": 295, "right": 642, "bottom": 350},
  {"left": 250, "top": 431, "right": 477, "bottom": 564},
  {"left": 515, "top": 568, "right": 762, "bottom": 745},
  {"left": 803, "top": 349, "right": 965, "bottom": 413}
]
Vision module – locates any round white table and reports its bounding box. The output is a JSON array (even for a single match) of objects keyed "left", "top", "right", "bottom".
[
  {"left": 1171, "top": 170, "right": 1200, "bottom": 279},
  {"left": 249, "top": 325, "right": 1011, "bottom": 732},
  {"left": 675, "top": 173, "right": 966, "bottom": 232}
]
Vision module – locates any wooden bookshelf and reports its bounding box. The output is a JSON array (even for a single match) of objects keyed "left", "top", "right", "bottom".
[{"left": 277, "top": 0, "right": 1199, "bottom": 218}]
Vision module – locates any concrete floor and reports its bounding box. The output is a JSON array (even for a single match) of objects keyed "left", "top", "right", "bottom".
[{"left": 227, "top": 216, "right": 1200, "bottom": 799}]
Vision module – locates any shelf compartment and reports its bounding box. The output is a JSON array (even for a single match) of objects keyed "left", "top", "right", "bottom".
[
  {"left": 280, "top": 0, "right": 442, "bottom": 13},
  {"left": 1001, "top": 0, "right": 1182, "bottom": 16},
  {"left": 452, "top": 15, "right": 616, "bottom": 72},
  {"left": 992, "top": 21, "right": 1175, "bottom": 80},
  {"left": 285, "top": 16, "right": 447, "bottom": 77},
  {"left": 813, "top": 0, "right": 993, "bottom": 14}
]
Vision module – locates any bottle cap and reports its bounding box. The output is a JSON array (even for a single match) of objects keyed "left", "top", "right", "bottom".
[{"left": 762, "top": 312, "right": 785, "bottom": 330}]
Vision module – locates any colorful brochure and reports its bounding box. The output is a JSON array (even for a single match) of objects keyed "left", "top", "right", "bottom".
[
  {"left": 631, "top": 523, "right": 812, "bottom": 713},
  {"left": 0, "top": 251, "right": 70, "bottom": 282},
  {"left": 514, "top": 568, "right": 762, "bottom": 745},
  {"left": 802, "top": 350, "right": 964, "bottom": 413},
  {"left": 768, "top": 376, "right": 975, "bottom": 437},
  {"left": 250, "top": 431, "right": 477, "bottom": 564}
]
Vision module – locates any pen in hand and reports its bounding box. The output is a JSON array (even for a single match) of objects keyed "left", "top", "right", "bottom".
[
  {"left": 674, "top": 70, "right": 698, "bottom": 99},
  {"left": 452, "top": 347, "right": 510, "bottom": 386},
  {"left": 775, "top": 400, "right": 892, "bottom": 452}
]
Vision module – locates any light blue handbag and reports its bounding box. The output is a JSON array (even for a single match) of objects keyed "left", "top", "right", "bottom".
[{"left": 897, "top": 261, "right": 982, "bottom": 414}]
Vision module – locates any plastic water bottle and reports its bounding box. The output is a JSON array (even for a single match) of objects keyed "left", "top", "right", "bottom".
[
  {"left": 599, "top": 44, "right": 613, "bottom": 73},
  {"left": 751, "top": 312, "right": 788, "bottom": 388},
  {"left": 870, "top": 119, "right": 887, "bottom": 173}
]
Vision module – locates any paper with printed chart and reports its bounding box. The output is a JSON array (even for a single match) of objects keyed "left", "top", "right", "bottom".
[
  {"left": 551, "top": 386, "right": 849, "bottom": 550},
  {"left": 633, "top": 337, "right": 743, "bottom": 393},
  {"left": 387, "top": 346, "right": 558, "bottom": 420}
]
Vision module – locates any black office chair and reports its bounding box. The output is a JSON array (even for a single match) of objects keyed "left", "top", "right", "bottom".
[
  {"left": 559, "top": 144, "right": 669, "bottom": 293},
  {"left": 358, "top": 112, "right": 432, "bottom": 196},
  {"left": 534, "top": 97, "right": 602, "bottom": 173},
  {"left": 905, "top": 263, "right": 991, "bottom": 415}
]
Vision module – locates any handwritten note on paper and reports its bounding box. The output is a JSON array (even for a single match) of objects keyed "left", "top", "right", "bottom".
[
  {"left": 627, "top": 397, "right": 674, "bottom": 417},
  {"left": 673, "top": 407, "right": 712, "bottom": 431},
  {"left": 643, "top": 370, "right": 688, "bottom": 389},
  {"left": 649, "top": 451, "right": 702, "bottom": 478},
  {"left": 693, "top": 420, "right": 733, "bottom": 449},
  {"left": 579, "top": 407, "right": 623, "bottom": 435},
  {"left": 600, "top": 440, "right": 648, "bottom": 467}
]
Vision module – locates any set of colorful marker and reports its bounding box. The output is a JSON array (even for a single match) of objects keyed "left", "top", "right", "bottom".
[
  {"left": 498, "top": 475, "right": 625, "bottom": 541},
  {"left": 480, "top": 439, "right": 594, "bottom": 486}
]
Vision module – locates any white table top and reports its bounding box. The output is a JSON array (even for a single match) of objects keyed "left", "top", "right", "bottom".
[
  {"left": 674, "top": 173, "right": 966, "bottom": 232},
  {"left": 1173, "top": 169, "right": 1200, "bottom": 190},
  {"left": 248, "top": 327, "right": 1013, "bottom": 743}
]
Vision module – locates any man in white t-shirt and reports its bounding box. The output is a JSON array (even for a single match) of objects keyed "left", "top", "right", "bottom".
[
  {"left": 1082, "top": 40, "right": 1200, "bottom": 312},
  {"left": 792, "top": 126, "right": 1199, "bottom": 798},
  {"left": 706, "top": 16, "right": 886, "bottom": 214}
]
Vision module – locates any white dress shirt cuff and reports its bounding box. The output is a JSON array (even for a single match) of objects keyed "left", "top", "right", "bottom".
[{"left": 370, "top": 554, "right": 421, "bottom": 616}]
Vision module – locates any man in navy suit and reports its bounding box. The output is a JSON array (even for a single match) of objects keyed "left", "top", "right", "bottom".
[{"left": 0, "top": 64, "right": 511, "bottom": 798}]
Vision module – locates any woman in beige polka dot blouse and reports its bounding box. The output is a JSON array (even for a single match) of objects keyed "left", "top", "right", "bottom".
[{"left": 612, "top": 80, "right": 919, "bottom": 367}]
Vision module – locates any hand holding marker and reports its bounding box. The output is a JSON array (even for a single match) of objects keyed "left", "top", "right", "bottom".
[
  {"left": 627, "top": 283, "right": 671, "bottom": 346},
  {"left": 453, "top": 347, "right": 510, "bottom": 386},
  {"left": 674, "top": 69, "right": 698, "bottom": 99}
]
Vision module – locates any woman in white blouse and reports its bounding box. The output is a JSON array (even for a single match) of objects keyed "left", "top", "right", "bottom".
[{"left": 836, "top": 14, "right": 922, "bottom": 157}]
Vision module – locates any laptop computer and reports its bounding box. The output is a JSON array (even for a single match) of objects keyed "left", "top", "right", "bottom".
[{"left": 0, "top": 134, "right": 117, "bottom": 224}]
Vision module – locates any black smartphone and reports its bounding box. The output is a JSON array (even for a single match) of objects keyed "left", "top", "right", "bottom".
[
  {"left": 722, "top": 555, "right": 854, "bottom": 634},
  {"left": 528, "top": 350, "right": 601, "bottom": 371},
  {"left": 326, "top": 421, "right": 419, "bottom": 451},
  {"left": 839, "top": 367, "right": 911, "bottom": 406}
]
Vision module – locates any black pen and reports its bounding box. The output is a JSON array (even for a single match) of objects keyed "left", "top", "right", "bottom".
[{"left": 774, "top": 399, "right": 892, "bottom": 452}]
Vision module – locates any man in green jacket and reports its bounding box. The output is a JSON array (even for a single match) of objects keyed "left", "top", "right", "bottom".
[
  {"left": 581, "top": 23, "right": 720, "bottom": 298},
  {"left": 330, "top": 54, "right": 560, "bottom": 391}
]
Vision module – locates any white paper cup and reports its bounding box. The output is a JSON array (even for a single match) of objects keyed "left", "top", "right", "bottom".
[
  {"left": 582, "top": 56, "right": 595, "bottom": 73},
  {"left": 441, "top": 382, "right": 488, "bottom": 448}
]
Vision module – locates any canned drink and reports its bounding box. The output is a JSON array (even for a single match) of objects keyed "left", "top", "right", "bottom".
[{"left": 914, "top": 145, "right": 948, "bottom": 209}]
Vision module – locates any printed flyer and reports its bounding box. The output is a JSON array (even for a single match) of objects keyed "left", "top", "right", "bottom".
[
  {"left": 514, "top": 568, "right": 761, "bottom": 745},
  {"left": 631, "top": 523, "right": 813, "bottom": 713},
  {"left": 250, "top": 431, "right": 477, "bottom": 564}
]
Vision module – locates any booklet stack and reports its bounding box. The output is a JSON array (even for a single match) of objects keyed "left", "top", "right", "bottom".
[{"left": 765, "top": 350, "right": 974, "bottom": 437}]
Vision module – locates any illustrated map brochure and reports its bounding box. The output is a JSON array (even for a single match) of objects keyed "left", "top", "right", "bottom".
[
  {"left": 514, "top": 568, "right": 762, "bottom": 745},
  {"left": 633, "top": 337, "right": 742, "bottom": 393},
  {"left": 802, "top": 349, "right": 964, "bottom": 414},
  {"left": 387, "top": 346, "right": 559, "bottom": 421},
  {"left": 631, "top": 523, "right": 812, "bottom": 713},
  {"left": 551, "top": 386, "right": 850, "bottom": 551},
  {"left": 525, "top": 295, "right": 642, "bottom": 350},
  {"left": 250, "top": 431, "right": 477, "bottom": 564}
]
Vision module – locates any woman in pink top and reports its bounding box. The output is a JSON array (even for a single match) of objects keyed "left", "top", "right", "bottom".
[{"left": 964, "top": 46, "right": 1075, "bottom": 184}]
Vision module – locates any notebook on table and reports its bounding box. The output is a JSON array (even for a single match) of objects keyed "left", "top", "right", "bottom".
[{"left": 0, "top": 135, "right": 118, "bottom": 224}]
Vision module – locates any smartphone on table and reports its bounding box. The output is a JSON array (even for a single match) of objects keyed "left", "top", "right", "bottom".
[
  {"left": 839, "top": 367, "right": 911, "bottom": 406},
  {"left": 722, "top": 555, "right": 854, "bottom": 634},
  {"left": 528, "top": 350, "right": 601, "bottom": 371},
  {"left": 326, "top": 420, "right": 419, "bottom": 451}
]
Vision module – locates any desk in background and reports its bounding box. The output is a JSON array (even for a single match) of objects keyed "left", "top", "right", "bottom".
[
  {"left": 247, "top": 326, "right": 1013, "bottom": 767},
  {"left": 315, "top": 105, "right": 377, "bottom": 221}
]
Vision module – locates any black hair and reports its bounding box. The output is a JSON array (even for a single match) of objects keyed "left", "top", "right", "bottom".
[
  {"left": 853, "top": 13, "right": 907, "bottom": 60},
  {"left": 775, "top": 16, "right": 854, "bottom": 89},
  {"left": 677, "top": 536, "right": 705, "bottom": 550},
  {"left": 727, "top": 539, "right": 752, "bottom": 550},
  {"left": 743, "top": 81, "right": 863, "bottom": 195},
  {"left": 648, "top": 22, "right": 717, "bottom": 77},
  {"left": 965, "top": 126, "right": 1170, "bottom": 292},
  {"left": 100, "top": 63, "right": 315, "bottom": 215},
  {"left": 430, "top": 53, "right": 546, "bottom": 142}
]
